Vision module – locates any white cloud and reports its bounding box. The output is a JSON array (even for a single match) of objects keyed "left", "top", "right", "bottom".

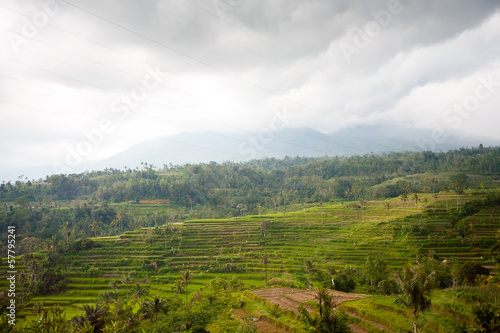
[{"left": 1, "top": 0, "right": 500, "bottom": 178}]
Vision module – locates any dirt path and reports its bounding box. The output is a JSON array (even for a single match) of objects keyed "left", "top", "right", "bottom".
[
  {"left": 343, "top": 310, "right": 395, "bottom": 332},
  {"left": 232, "top": 308, "right": 290, "bottom": 333}
]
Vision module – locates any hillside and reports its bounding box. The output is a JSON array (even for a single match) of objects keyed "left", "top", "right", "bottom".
[
  {"left": 0, "top": 148, "right": 499, "bottom": 332},
  {"left": 1, "top": 190, "right": 499, "bottom": 331}
]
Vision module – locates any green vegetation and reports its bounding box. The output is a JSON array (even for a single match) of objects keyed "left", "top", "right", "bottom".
[{"left": 0, "top": 147, "right": 499, "bottom": 332}]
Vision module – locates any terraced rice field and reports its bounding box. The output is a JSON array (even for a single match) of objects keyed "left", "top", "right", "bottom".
[{"left": 2, "top": 190, "right": 499, "bottom": 327}]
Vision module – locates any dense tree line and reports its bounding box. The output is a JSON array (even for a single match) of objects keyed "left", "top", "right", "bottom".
[
  {"left": 0, "top": 203, "right": 124, "bottom": 254},
  {"left": 304, "top": 253, "right": 499, "bottom": 332},
  {"left": 2, "top": 147, "right": 498, "bottom": 206},
  {"left": 0, "top": 274, "right": 258, "bottom": 333},
  {"left": 0, "top": 147, "right": 498, "bottom": 245}
]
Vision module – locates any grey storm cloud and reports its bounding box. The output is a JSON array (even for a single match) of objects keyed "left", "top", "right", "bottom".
[{"left": 1, "top": 0, "right": 500, "bottom": 180}]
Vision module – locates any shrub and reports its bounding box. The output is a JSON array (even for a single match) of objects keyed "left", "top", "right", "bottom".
[
  {"left": 87, "top": 265, "right": 103, "bottom": 277},
  {"left": 459, "top": 262, "right": 490, "bottom": 286},
  {"left": 333, "top": 270, "right": 356, "bottom": 292},
  {"left": 115, "top": 258, "right": 131, "bottom": 267},
  {"left": 68, "top": 238, "right": 96, "bottom": 252}
]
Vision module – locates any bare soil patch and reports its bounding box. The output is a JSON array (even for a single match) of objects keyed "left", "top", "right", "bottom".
[
  {"left": 252, "top": 288, "right": 366, "bottom": 314},
  {"left": 251, "top": 288, "right": 392, "bottom": 332}
]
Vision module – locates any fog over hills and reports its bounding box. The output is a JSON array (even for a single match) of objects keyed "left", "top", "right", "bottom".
[
  {"left": 86, "top": 125, "right": 497, "bottom": 171},
  {"left": 1, "top": 1, "right": 500, "bottom": 182},
  {"left": 1, "top": 124, "right": 497, "bottom": 182}
]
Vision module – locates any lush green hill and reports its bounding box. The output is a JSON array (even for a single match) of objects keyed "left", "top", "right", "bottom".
[
  {"left": 1, "top": 148, "right": 499, "bottom": 331},
  {"left": 2, "top": 189, "right": 498, "bottom": 331}
]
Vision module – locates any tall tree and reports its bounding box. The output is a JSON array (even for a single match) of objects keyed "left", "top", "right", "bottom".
[
  {"left": 359, "top": 198, "right": 366, "bottom": 222},
  {"left": 442, "top": 184, "right": 450, "bottom": 212},
  {"left": 260, "top": 220, "right": 269, "bottom": 237},
  {"left": 400, "top": 194, "right": 409, "bottom": 215},
  {"left": 90, "top": 221, "right": 99, "bottom": 238},
  {"left": 73, "top": 304, "right": 107, "bottom": 333},
  {"left": 304, "top": 201, "right": 308, "bottom": 224},
  {"left": 344, "top": 188, "right": 351, "bottom": 202},
  {"left": 142, "top": 295, "right": 167, "bottom": 332},
  {"left": 60, "top": 222, "right": 69, "bottom": 243},
  {"left": 267, "top": 303, "right": 283, "bottom": 333},
  {"left": 453, "top": 178, "right": 465, "bottom": 213},
  {"left": 385, "top": 202, "right": 391, "bottom": 222},
  {"left": 173, "top": 279, "right": 184, "bottom": 296},
  {"left": 260, "top": 254, "right": 270, "bottom": 286},
  {"left": 430, "top": 177, "right": 438, "bottom": 193},
  {"left": 180, "top": 270, "right": 194, "bottom": 301},
  {"left": 304, "top": 259, "right": 315, "bottom": 288},
  {"left": 132, "top": 284, "right": 149, "bottom": 307},
  {"left": 394, "top": 267, "right": 435, "bottom": 333},
  {"left": 299, "top": 285, "right": 351, "bottom": 333}
]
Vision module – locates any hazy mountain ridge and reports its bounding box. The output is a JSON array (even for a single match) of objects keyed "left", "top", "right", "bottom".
[
  {"left": 89, "top": 125, "right": 497, "bottom": 171},
  {"left": 1, "top": 126, "right": 498, "bottom": 182}
]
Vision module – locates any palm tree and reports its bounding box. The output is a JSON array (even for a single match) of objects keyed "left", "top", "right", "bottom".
[
  {"left": 359, "top": 199, "right": 366, "bottom": 222},
  {"left": 132, "top": 284, "right": 149, "bottom": 306},
  {"left": 319, "top": 202, "right": 324, "bottom": 223},
  {"left": 453, "top": 178, "right": 465, "bottom": 213},
  {"left": 442, "top": 184, "right": 450, "bottom": 212},
  {"left": 352, "top": 186, "right": 360, "bottom": 200},
  {"left": 401, "top": 182, "right": 411, "bottom": 196},
  {"left": 73, "top": 304, "right": 107, "bottom": 333},
  {"left": 180, "top": 270, "right": 193, "bottom": 301},
  {"left": 413, "top": 194, "right": 419, "bottom": 211},
  {"left": 121, "top": 274, "right": 132, "bottom": 298},
  {"left": 385, "top": 202, "right": 391, "bottom": 222},
  {"left": 142, "top": 295, "right": 166, "bottom": 332},
  {"left": 312, "top": 284, "right": 331, "bottom": 318},
  {"left": 45, "top": 236, "right": 56, "bottom": 252},
  {"left": 299, "top": 285, "right": 351, "bottom": 333},
  {"left": 260, "top": 254, "right": 270, "bottom": 286},
  {"left": 394, "top": 267, "right": 435, "bottom": 333},
  {"left": 432, "top": 193, "right": 438, "bottom": 211},
  {"left": 163, "top": 227, "right": 169, "bottom": 248},
  {"left": 267, "top": 303, "right": 283, "bottom": 333},
  {"left": 304, "top": 259, "right": 314, "bottom": 288},
  {"left": 260, "top": 220, "right": 269, "bottom": 237},
  {"left": 90, "top": 221, "right": 99, "bottom": 238},
  {"left": 61, "top": 222, "right": 69, "bottom": 243},
  {"left": 100, "top": 290, "right": 117, "bottom": 304},
  {"left": 109, "top": 280, "right": 119, "bottom": 293},
  {"left": 303, "top": 201, "right": 308, "bottom": 224},
  {"left": 430, "top": 177, "right": 438, "bottom": 193},
  {"left": 173, "top": 279, "right": 184, "bottom": 296},
  {"left": 110, "top": 218, "right": 118, "bottom": 236},
  {"left": 31, "top": 302, "right": 45, "bottom": 316},
  {"left": 400, "top": 194, "right": 409, "bottom": 215},
  {"left": 117, "top": 212, "right": 124, "bottom": 233},
  {"left": 472, "top": 301, "right": 499, "bottom": 333},
  {"left": 344, "top": 188, "right": 351, "bottom": 202}
]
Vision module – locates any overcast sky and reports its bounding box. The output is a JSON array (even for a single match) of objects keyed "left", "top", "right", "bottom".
[{"left": 1, "top": 0, "right": 500, "bottom": 180}]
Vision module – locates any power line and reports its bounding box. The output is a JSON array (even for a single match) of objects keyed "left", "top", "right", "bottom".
[
  {"left": 1, "top": 3, "right": 411, "bottom": 157},
  {"left": 0, "top": 6, "right": 369, "bottom": 154},
  {"left": 0, "top": 58, "right": 333, "bottom": 159},
  {"left": 139, "top": 0, "right": 397, "bottom": 152},
  {"left": 183, "top": 0, "right": 423, "bottom": 150},
  {"left": 61, "top": 1, "right": 420, "bottom": 151},
  {"left": 0, "top": 8, "right": 368, "bottom": 155}
]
